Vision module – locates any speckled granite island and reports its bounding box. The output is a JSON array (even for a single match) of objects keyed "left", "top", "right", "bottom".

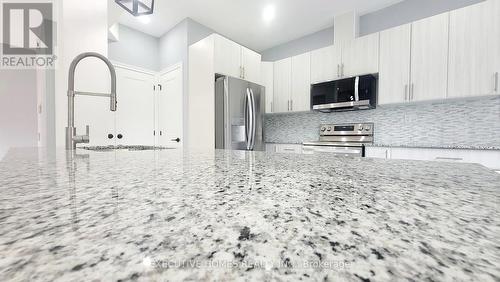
[{"left": 1, "top": 148, "right": 499, "bottom": 281}]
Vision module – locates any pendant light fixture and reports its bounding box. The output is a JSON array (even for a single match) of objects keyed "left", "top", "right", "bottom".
[{"left": 115, "top": 0, "right": 154, "bottom": 17}]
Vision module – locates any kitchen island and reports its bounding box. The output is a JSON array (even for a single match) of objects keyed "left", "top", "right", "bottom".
[{"left": 0, "top": 148, "right": 499, "bottom": 281}]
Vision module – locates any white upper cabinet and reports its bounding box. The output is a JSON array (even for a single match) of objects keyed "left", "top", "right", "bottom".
[
  {"left": 213, "top": 34, "right": 262, "bottom": 83},
  {"left": 448, "top": 0, "right": 499, "bottom": 98},
  {"left": 342, "top": 33, "right": 380, "bottom": 77},
  {"left": 291, "top": 53, "right": 311, "bottom": 112},
  {"left": 241, "top": 46, "right": 262, "bottom": 84},
  {"left": 261, "top": 62, "right": 274, "bottom": 113},
  {"left": 379, "top": 24, "right": 411, "bottom": 105},
  {"left": 410, "top": 12, "right": 449, "bottom": 102},
  {"left": 310, "top": 45, "right": 342, "bottom": 83},
  {"left": 273, "top": 58, "right": 292, "bottom": 113},
  {"left": 214, "top": 35, "right": 242, "bottom": 78}
]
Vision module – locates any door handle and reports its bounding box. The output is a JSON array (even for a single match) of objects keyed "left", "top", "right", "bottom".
[
  {"left": 245, "top": 88, "right": 252, "bottom": 150},
  {"left": 249, "top": 88, "right": 257, "bottom": 150}
]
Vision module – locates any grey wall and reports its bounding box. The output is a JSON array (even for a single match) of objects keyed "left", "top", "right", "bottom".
[
  {"left": 187, "top": 18, "right": 215, "bottom": 46},
  {"left": 261, "top": 27, "right": 334, "bottom": 61},
  {"left": 265, "top": 96, "right": 500, "bottom": 149},
  {"left": 109, "top": 25, "right": 160, "bottom": 71},
  {"left": 359, "top": 0, "right": 484, "bottom": 36},
  {"left": 261, "top": 0, "right": 484, "bottom": 62}
]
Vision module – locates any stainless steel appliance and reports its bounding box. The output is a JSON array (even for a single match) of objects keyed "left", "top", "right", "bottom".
[
  {"left": 311, "top": 74, "right": 377, "bottom": 112},
  {"left": 303, "top": 123, "right": 374, "bottom": 157},
  {"left": 215, "top": 76, "right": 265, "bottom": 151}
]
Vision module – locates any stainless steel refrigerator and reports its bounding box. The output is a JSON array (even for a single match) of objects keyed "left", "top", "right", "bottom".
[{"left": 215, "top": 76, "right": 265, "bottom": 151}]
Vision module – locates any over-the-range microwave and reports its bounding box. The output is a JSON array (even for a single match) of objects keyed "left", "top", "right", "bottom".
[{"left": 311, "top": 74, "right": 377, "bottom": 112}]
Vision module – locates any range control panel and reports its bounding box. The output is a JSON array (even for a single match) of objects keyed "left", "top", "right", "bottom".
[{"left": 320, "top": 123, "right": 374, "bottom": 136}]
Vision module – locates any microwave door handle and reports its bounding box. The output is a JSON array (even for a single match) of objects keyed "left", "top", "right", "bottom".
[{"left": 354, "top": 76, "right": 360, "bottom": 102}]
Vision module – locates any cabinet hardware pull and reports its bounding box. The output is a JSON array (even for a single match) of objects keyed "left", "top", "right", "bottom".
[
  {"left": 337, "top": 64, "right": 340, "bottom": 77},
  {"left": 108, "top": 134, "right": 114, "bottom": 139},
  {"left": 158, "top": 84, "right": 162, "bottom": 91},
  {"left": 153, "top": 130, "right": 155, "bottom": 136},
  {"left": 341, "top": 63, "right": 345, "bottom": 77},
  {"left": 404, "top": 84, "right": 408, "bottom": 101},
  {"left": 410, "top": 84, "right": 415, "bottom": 101},
  {"left": 290, "top": 100, "right": 293, "bottom": 111},
  {"left": 117, "top": 134, "right": 123, "bottom": 139},
  {"left": 435, "top": 157, "right": 463, "bottom": 161},
  {"left": 171, "top": 138, "right": 181, "bottom": 143},
  {"left": 495, "top": 72, "right": 499, "bottom": 93},
  {"left": 271, "top": 101, "right": 273, "bottom": 113}
]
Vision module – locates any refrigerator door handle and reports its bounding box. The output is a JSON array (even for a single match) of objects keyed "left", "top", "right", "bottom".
[
  {"left": 245, "top": 88, "right": 252, "bottom": 150},
  {"left": 249, "top": 88, "right": 257, "bottom": 150}
]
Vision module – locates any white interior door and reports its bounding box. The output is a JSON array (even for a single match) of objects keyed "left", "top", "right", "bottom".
[
  {"left": 410, "top": 12, "right": 449, "bottom": 102},
  {"left": 379, "top": 24, "right": 411, "bottom": 105},
  {"left": 448, "top": 1, "right": 498, "bottom": 98},
  {"left": 291, "top": 53, "right": 311, "bottom": 112},
  {"left": 157, "top": 65, "right": 183, "bottom": 148},
  {"left": 114, "top": 66, "right": 155, "bottom": 146}
]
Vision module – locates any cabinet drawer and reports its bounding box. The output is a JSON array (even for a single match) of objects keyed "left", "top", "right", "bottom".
[{"left": 275, "top": 144, "right": 302, "bottom": 154}]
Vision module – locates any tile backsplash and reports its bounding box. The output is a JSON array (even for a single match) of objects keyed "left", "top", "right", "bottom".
[{"left": 264, "top": 95, "right": 500, "bottom": 148}]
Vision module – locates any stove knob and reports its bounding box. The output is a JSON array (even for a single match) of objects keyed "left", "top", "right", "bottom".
[
  {"left": 327, "top": 127, "right": 332, "bottom": 131},
  {"left": 359, "top": 126, "right": 364, "bottom": 131}
]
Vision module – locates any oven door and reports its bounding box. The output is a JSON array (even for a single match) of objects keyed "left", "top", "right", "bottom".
[{"left": 302, "top": 145, "right": 364, "bottom": 157}]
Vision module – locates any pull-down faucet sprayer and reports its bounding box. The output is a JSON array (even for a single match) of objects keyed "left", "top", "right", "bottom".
[{"left": 66, "top": 52, "right": 117, "bottom": 150}]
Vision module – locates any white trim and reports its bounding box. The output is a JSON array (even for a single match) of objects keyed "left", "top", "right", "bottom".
[
  {"left": 111, "top": 61, "right": 157, "bottom": 76},
  {"left": 159, "top": 62, "right": 182, "bottom": 76}
]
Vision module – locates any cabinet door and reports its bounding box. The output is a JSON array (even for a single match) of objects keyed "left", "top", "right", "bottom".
[
  {"left": 310, "top": 45, "right": 342, "bottom": 83},
  {"left": 241, "top": 47, "right": 262, "bottom": 84},
  {"left": 114, "top": 67, "right": 155, "bottom": 146},
  {"left": 157, "top": 66, "right": 183, "bottom": 148},
  {"left": 379, "top": 24, "right": 411, "bottom": 105},
  {"left": 273, "top": 58, "right": 291, "bottom": 113},
  {"left": 342, "top": 33, "right": 380, "bottom": 77},
  {"left": 495, "top": 0, "right": 500, "bottom": 95},
  {"left": 365, "top": 147, "right": 391, "bottom": 159},
  {"left": 261, "top": 62, "right": 274, "bottom": 113},
  {"left": 410, "top": 13, "right": 449, "bottom": 102},
  {"left": 448, "top": 1, "right": 499, "bottom": 98},
  {"left": 214, "top": 35, "right": 242, "bottom": 78},
  {"left": 291, "top": 53, "right": 311, "bottom": 112}
]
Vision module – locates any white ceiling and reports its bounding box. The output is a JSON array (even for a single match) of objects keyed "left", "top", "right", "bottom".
[{"left": 111, "top": 0, "right": 403, "bottom": 52}]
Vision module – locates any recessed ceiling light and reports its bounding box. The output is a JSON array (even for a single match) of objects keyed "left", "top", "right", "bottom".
[
  {"left": 262, "top": 4, "right": 276, "bottom": 23},
  {"left": 138, "top": 15, "right": 151, "bottom": 24}
]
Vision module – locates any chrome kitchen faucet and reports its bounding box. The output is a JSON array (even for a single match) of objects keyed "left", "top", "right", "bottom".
[{"left": 66, "top": 52, "right": 117, "bottom": 150}]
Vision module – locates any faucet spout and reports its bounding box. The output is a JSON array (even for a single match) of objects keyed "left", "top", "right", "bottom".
[{"left": 66, "top": 52, "right": 117, "bottom": 150}]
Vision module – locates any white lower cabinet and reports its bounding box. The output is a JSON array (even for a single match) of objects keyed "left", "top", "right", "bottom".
[
  {"left": 266, "top": 143, "right": 302, "bottom": 154},
  {"left": 366, "top": 147, "right": 500, "bottom": 170}
]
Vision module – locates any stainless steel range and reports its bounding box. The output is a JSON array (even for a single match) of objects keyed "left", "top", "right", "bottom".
[{"left": 302, "top": 123, "right": 374, "bottom": 157}]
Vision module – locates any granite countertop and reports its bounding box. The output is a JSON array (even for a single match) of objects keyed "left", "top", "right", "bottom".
[
  {"left": 266, "top": 142, "right": 500, "bottom": 151},
  {"left": 1, "top": 148, "right": 499, "bottom": 281},
  {"left": 366, "top": 144, "right": 500, "bottom": 151}
]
